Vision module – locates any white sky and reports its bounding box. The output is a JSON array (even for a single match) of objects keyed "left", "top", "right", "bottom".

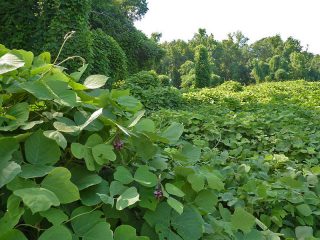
[{"left": 135, "top": 0, "right": 320, "bottom": 54}]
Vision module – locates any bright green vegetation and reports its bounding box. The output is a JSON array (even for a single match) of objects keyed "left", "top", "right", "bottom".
[{"left": 1, "top": 1, "right": 320, "bottom": 240}]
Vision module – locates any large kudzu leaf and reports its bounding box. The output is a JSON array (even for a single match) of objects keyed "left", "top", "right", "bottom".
[
  {"left": 0, "top": 161, "right": 21, "bottom": 188},
  {"left": 0, "top": 103, "right": 29, "bottom": 131},
  {"left": 171, "top": 206, "right": 203, "bottom": 240},
  {"left": 231, "top": 208, "right": 256, "bottom": 233},
  {"left": 165, "top": 183, "right": 185, "bottom": 197},
  {"left": 117, "top": 96, "right": 142, "bottom": 112},
  {"left": 114, "top": 166, "right": 133, "bottom": 185},
  {"left": 114, "top": 225, "right": 149, "bottom": 240},
  {"left": 70, "top": 166, "right": 102, "bottom": 190},
  {"left": 84, "top": 75, "right": 108, "bottom": 89},
  {"left": 167, "top": 197, "right": 184, "bottom": 215},
  {"left": 161, "top": 122, "right": 184, "bottom": 144},
  {"left": 39, "top": 208, "right": 68, "bottom": 225},
  {"left": 0, "top": 137, "right": 19, "bottom": 163},
  {"left": 24, "top": 130, "right": 61, "bottom": 165},
  {"left": 13, "top": 188, "right": 60, "bottom": 214},
  {"left": 71, "top": 207, "right": 105, "bottom": 236},
  {"left": 83, "top": 222, "right": 113, "bottom": 240},
  {"left": 205, "top": 173, "right": 224, "bottom": 191},
  {"left": 0, "top": 229, "right": 27, "bottom": 240},
  {"left": 41, "top": 167, "right": 80, "bottom": 204},
  {"left": 116, "top": 187, "right": 139, "bottom": 210},
  {"left": 187, "top": 173, "right": 205, "bottom": 192},
  {"left": 38, "top": 225, "right": 72, "bottom": 240},
  {"left": 46, "top": 80, "right": 77, "bottom": 107},
  {"left": 134, "top": 166, "right": 158, "bottom": 187},
  {"left": 92, "top": 144, "right": 116, "bottom": 165},
  {"left": 81, "top": 180, "right": 109, "bottom": 206},
  {"left": 43, "top": 130, "right": 67, "bottom": 149},
  {"left": 295, "top": 226, "right": 313, "bottom": 239},
  {"left": 194, "top": 190, "right": 218, "bottom": 214},
  {"left": 0, "top": 53, "right": 24, "bottom": 74}
]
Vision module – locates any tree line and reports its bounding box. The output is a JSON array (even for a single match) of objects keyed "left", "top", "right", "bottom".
[{"left": 1, "top": 1, "right": 319, "bottom": 88}]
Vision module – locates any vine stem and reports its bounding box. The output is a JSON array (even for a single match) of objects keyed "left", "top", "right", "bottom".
[
  {"left": 53, "top": 31, "right": 76, "bottom": 65},
  {"left": 63, "top": 203, "right": 104, "bottom": 224}
]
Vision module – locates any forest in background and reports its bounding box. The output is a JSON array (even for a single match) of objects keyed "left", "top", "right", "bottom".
[{"left": 1, "top": 0, "right": 320, "bottom": 89}]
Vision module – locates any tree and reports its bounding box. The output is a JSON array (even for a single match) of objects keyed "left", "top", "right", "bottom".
[
  {"left": 251, "top": 60, "right": 270, "bottom": 83},
  {"left": 195, "top": 45, "right": 211, "bottom": 88}
]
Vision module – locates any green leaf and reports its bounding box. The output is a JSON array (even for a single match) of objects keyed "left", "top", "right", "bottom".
[
  {"left": 135, "top": 119, "right": 155, "bottom": 133},
  {"left": 187, "top": 173, "right": 205, "bottom": 192},
  {"left": 110, "top": 181, "right": 128, "bottom": 197},
  {"left": 80, "top": 108, "right": 103, "bottom": 131},
  {"left": 114, "top": 166, "right": 133, "bottom": 184},
  {"left": 167, "top": 197, "right": 184, "bottom": 214},
  {"left": 0, "top": 137, "right": 19, "bottom": 163},
  {"left": 0, "top": 230, "right": 27, "bottom": 240},
  {"left": 13, "top": 188, "right": 60, "bottom": 214},
  {"left": 43, "top": 130, "right": 67, "bottom": 149},
  {"left": 296, "top": 204, "right": 312, "bottom": 217},
  {"left": 40, "top": 208, "right": 68, "bottom": 225},
  {"left": 92, "top": 144, "right": 116, "bottom": 165},
  {"left": 97, "top": 194, "right": 114, "bottom": 207},
  {"left": 132, "top": 135, "right": 157, "bottom": 160},
  {"left": 165, "top": 183, "right": 185, "bottom": 197},
  {"left": 25, "top": 131, "right": 61, "bottom": 165},
  {"left": 206, "top": 173, "right": 224, "bottom": 191},
  {"left": 19, "top": 164, "right": 54, "bottom": 179},
  {"left": 83, "top": 222, "right": 113, "bottom": 240},
  {"left": 39, "top": 225, "right": 72, "bottom": 240},
  {"left": 161, "top": 122, "right": 184, "bottom": 144},
  {"left": 295, "top": 226, "right": 313, "bottom": 240},
  {"left": 70, "top": 64, "right": 88, "bottom": 81},
  {"left": 194, "top": 190, "right": 218, "bottom": 213},
  {"left": 116, "top": 187, "right": 140, "bottom": 210},
  {"left": 0, "top": 103, "right": 29, "bottom": 131},
  {"left": 0, "top": 161, "right": 21, "bottom": 188},
  {"left": 84, "top": 75, "right": 108, "bottom": 89},
  {"left": 171, "top": 206, "right": 203, "bottom": 240},
  {"left": 41, "top": 167, "right": 80, "bottom": 204},
  {"left": 134, "top": 166, "right": 158, "bottom": 187},
  {"left": 181, "top": 143, "right": 201, "bottom": 163},
  {"left": 71, "top": 143, "right": 85, "bottom": 159},
  {"left": 70, "top": 166, "right": 102, "bottom": 190},
  {"left": 114, "top": 225, "right": 149, "bottom": 240},
  {"left": 81, "top": 180, "right": 109, "bottom": 206},
  {"left": 117, "top": 96, "right": 142, "bottom": 111},
  {"left": 231, "top": 208, "right": 256, "bottom": 233},
  {"left": 128, "top": 110, "right": 146, "bottom": 128},
  {"left": 0, "top": 53, "right": 24, "bottom": 74},
  {"left": 71, "top": 207, "right": 104, "bottom": 236}
]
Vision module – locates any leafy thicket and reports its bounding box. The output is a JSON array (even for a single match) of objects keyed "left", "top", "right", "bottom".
[
  {"left": 158, "top": 29, "right": 320, "bottom": 88},
  {"left": 151, "top": 80, "right": 320, "bottom": 239},
  {"left": 194, "top": 45, "right": 211, "bottom": 88}
]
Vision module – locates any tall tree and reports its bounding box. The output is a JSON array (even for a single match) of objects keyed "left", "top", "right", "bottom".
[{"left": 195, "top": 45, "right": 211, "bottom": 88}]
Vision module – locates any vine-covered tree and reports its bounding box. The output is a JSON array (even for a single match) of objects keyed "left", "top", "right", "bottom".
[{"left": 195, "top": 45, "right": 211, "bottom": 88}]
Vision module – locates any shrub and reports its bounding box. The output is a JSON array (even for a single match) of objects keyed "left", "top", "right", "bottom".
[
  {"left": 158, "top": 74, "right": 170, "bottom": 86},
  {"left": 125, "top": 70, "right": 160, "bottom": 89}
]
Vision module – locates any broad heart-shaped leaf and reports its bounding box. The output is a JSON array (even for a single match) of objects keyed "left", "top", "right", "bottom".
[
  {"left": 128, "top": 110, "right": 146, "bottom": 128},
  {"left": 0, "top": 229, "right": 27, "bottom": 240},
  {"left": 0, "top": 102, "right": 29, "bottom": 131},
  {"left": 83, "top": 222, "right": 113, "bottom": 240},
  {"left": 170, "top": 206, "right": 204, "bottom": 240},
  {"left": 187, "top": 173, "right": 205, "bottom": 192},
  {"left": 81, "top": 180, "right": 109, "bottom": 206},
  {"left": 45, "top": 80, "right": 77, "bottom": 107},
  {"left": 231, "top": 208, "right": 256, "bottom": 233},
  {"left": 295, "top": 226, "right": 313, "bottom": 239},
  {"left": 84, "top": 75, "right": 108, "bottom": 89},
  {"left": 13, "top": 188, "right": 60, "bottom": 214},
  {"left": 0, "top": 161, "right": 21, "bottom": 188},
  {"left": 134, "top": 166, "right": 158, "bottom": 187},
  {"left": 205, "top": 173, "right": 224, "bottom": 191},
  {"left": 92, "top": 144, "right": 116, "bottom": 165},
  {"left": 165, "top": 183, "right": 185, "bottom": 197},
  {"left": 194, "top": 190, "right": 218, "bottom": 214},
  {"left": 0, "top": 137, "right": 19, "bottom": 163},
  {"left": 134, "top": 119, "right": 155, "bottom": 133},
  {"left": 39, "top": 208, "right": 68, "bottom": 225},
  {"left": 132, "top": 134, "right": 157, "bottom": 160},
  {"left": 114, "top": 225, "right": 149, "bottom": 240},
  {"left": 41, "top": 167, "right": 80, "bottom": 204},
  {"left": 114, "top": 166, "right": 133, "bottom": 184},
  {"left": 117, "top": 96, "right": 142, "bottom": 112},
  {"left": 0, "top": 53, "right": 24, "bottom": 74},
  {"left": 38, "top": 225, "right": 72, "bottom": 240},
  {"left": 116, "top": 187, "right": 140, "bottom": 210},
  {"left": 161, "top": 122, "right": 184, "bottom": 144},
  {"left": 70, "top": 166, "right": 102, "bottom": 190},
  {"left": 71, "top": 206, "right": 105, "bottom": 236},
  {"left": 167, "top": 197, "right": 184, "bottom": 215},
  {"left": 296, "top": 204, "right": 312, "bottom": 217},
  {"left": 19, "top": 164, "right": 54, "bottom": 179},
  {"left": 43, "top": 130, "right": 67, "bottom": 149},
  {"left": 25, "top": 130, "right": 61, "bottom": 165}
]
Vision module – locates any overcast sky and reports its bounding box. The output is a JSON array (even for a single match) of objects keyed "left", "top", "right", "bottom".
[{"left": 135, "top": 0, "right": 320, "bottom": 54}]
